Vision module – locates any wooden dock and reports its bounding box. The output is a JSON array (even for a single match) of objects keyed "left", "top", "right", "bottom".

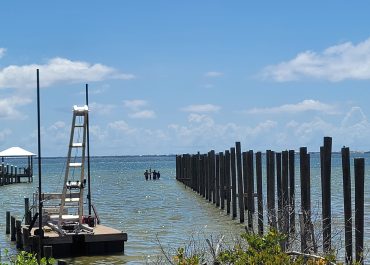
[{"left": 0, "top": 163, "right": 33, "bottom": 185}]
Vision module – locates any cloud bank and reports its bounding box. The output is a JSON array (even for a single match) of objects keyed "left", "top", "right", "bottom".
[
  {"left": 0, "top": 57, "right": 135, "bottom": 90},
  {"left": 262, "top": 37, "right": 370, "bottom": 82},
  {"left": 247, "top": 99, "right": 337, "bottom": 114},
  {"left": 181, "top": 104, "right": 221, "bottom": 113}
]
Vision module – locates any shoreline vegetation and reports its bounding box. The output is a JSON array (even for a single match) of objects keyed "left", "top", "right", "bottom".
[
  {"left": 156, "top": 230, "right": 361, "bottom": 265},
  {"left": 1, "top": 230, "right": 359, "bottom": 265}
]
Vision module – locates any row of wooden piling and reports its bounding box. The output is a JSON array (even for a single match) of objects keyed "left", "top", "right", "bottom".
[
  {"left": 0, "top": 163, "right": 33, "bottom": 186},
  {"left": 4, "top": 198, "right": 67, "bottom": 264},
  {"left": 176, "top": 137, "right": 365, "bottom": 264}
]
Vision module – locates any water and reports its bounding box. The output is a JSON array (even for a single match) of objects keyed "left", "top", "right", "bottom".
[
  {"left": 0, "top": 156, "right": 245, "bottom": 264},
  {"left": 1, "top": 153, "right": 370, "bottom": 264}
]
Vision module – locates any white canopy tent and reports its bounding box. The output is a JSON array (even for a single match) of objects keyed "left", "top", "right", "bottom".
[
  {"left": 0, "top": 146, "right": 36, "bottom": 157},
  {"left": 0, "top": 147, "right": 35, "bottom": 180}
]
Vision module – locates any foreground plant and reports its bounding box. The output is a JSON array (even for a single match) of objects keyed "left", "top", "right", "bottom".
[{"left": 0, "top": 249, "right": 55, "bottom": 265}]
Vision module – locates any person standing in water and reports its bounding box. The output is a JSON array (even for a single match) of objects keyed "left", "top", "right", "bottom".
[
  {"left": 153, "top": 170, "right": 157, "bottom": 180},
  {"left": 144, "top": 170, "right": 149, "bottom": 181},
  {"left": 157, "top": 171, "right": 160, "bottom": 179}
]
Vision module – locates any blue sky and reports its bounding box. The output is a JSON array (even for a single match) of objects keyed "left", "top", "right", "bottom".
[{"left": 1, "top": 1, "right": 370, "bottom": 156}]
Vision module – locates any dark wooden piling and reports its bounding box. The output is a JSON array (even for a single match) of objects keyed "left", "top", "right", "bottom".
[
  {"left": 230, "top": 147, "right": 237, "bottom": 219},
  {"left": 205, "top": 153, "right": 209, "bottom": 200},
  {"left": 288, "top": 150, "right": 295, "bottom": 234},
  {"left": 219, "top": 152, "right": 225, "bottom": 210},
  {"left": 225, "top": 150, "right": 231, "bottom": 215},
  {"left": 267, "top": 150, "right": 276, "bottom": 229},
  {"left": 210, "top": 150, "right": 215, "bottom": 203},
  {"left": 341, "top": 147, "right": 352, "bottom": 264},
  {"left": 201, "top": 155, "right": 206, "bottom": 197},
  {"left": 16, "top": 219, "right": 22, "bottom": 248},
  {"left": 11, "top": 215, "right": 16, "bottom": 241},
  {"left": 246, "top": 150, "right": 254, "bottom": 231},
  {"left": 242, "top": 152, "right": 248, "bottom": 210},
  {"left": 6, "top": 211, "right": 10, "bottom": 234},
  {"left": 276, "top": 152, "right": 282, "bottom": 232},
  {"left": 299, "top": 147, "right": 311, "bottom": 253},
  {"left": 354, "top": 158, "right": 364, "bottom": 265},
  {"left": 281, "top": 151, "right": 289, "bottom": 237},
  {"left": 256, "top": 152, "right": 263, "bottom": 236},
  {"left": 197, "top": 152, "right": 201, "bottom": 194},
  {"left": 236, "top": 142, "right": 245, "bottom": 223},
  {"left": 25, "top": 197, "right": 31, "bottom": 225},
  {"left": 321, "top": 137, "right": 332, "bottom": 253},
  {"left": 216, "top": 154, "right": 220, "bottom": 207}
]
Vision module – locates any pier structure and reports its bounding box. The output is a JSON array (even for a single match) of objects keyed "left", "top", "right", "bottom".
[
  {"left": 176, "top": 136, "right": 365, "bottom": 265},
  {"left": 0, "top": 146, "right": 34, "bottom": 185}
]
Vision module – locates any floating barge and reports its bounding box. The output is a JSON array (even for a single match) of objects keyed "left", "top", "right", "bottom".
[{"left": 8, "top": 77, "right": 128, "bottom": 259}]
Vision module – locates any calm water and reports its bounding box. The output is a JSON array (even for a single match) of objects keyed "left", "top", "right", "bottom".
[
  {"left": 1, "top": 153, "right": 370, "bottom": 264},
  {"left": 0, "top": 156, "right": 245, "bottom": 264}
]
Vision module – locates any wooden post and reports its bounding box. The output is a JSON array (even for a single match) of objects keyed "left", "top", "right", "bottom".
[
  {"left": 197, "top": 152, "right": 201, "bottom": 195},
  {"left": 230, "top": 147, "right": 237, "bottom": 219},
  {"left": 242, "top": 152, "right": 248, "bottom": 210},
  {"left": 205, "top": 153, "right": 209, "bottom": 200},
  {"left": 321, "top": 137, "right": 332, "bottom": 253},
  {"left": 15, "top": 166, "right": 19, "bottom": 183},
  {"left": 11, "top": 215, "right": 16, "bottom": 241},
  {"left": 43, "top": 245, "right": 53, "bottom": 260},
  {"left": 216, "top": 154, "right": 220, "bottom": 207},
  {"left": 246, "top": 150, "right": 254, "bottom": 231},
  {"left": 6, "top": 211, "right": 10, "bottom": 234},
  {"left": 354, "top": 158, "right": 364, "bottom": 265},
  {"left": 219, "top": 152, "right": 225, "bottom": 210},
  {"left": 267, "top": 150, "right": 276, "bottom": 229},
  {"left": 276, "top": 152, "right": 282, "bottom": 232},
  {"left": 225, "top": 150, "right": 231, "bottom": 215},
  {"left": 210, "top": 150, "right": 215, "bottom": 203},
  {"left": 256, "top": 152, "right": 263, "bottom": 235},
  {"left": 289, "top": 150, "right": 295, "bottom": 234},
  {"left": 300, "top": 147, "right": 311, "bottom": 253},
  {"left": 16, "top": 220, "right": 22, "bottom": 248},
  {"left": 6, "top": 164, "right": 9, "bottom": 184},
  {"left": 236, "top": 142, "right": 245, "bottom": 223},
  {"left": 25, "top": 197, "right": 31, "bottom": 225},
  {"left": 10, "top": 165, "right": 14, "bottom": 184},
  {"left": 281, "top": 151, "right": 289, "bottom": 237},
  {"left": 341, "top": 147, "right": 352, "bottom": 265}
]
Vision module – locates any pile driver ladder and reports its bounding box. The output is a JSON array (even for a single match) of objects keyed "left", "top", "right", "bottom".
[{"left": 58, "top": 105, "right": 88, "bottom": 227}]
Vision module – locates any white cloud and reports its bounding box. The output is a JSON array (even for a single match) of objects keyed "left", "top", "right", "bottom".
[
  {"left": 0, "top": 48, "right": 6, "bottom": 59},
  {"left": 108, "top": 120, "right": 136, "bottom": 134},
  {"left": 204, "top": 71, "right": 224, "bottom": 77},
  {"left": 129, "top": 110, "right": 156, "bottom": 119},
  {"left": 341, "top": 106, "right": 367, "bottom": 127},
  {"left": 247, "top": 99, "right": 337, "bottom": 114},
  {"left": 0, "top": 128, "right": 11, "bottom": 142},
  {"left": 262, "top": 37, "right": 370, "bottom": 82},
  {"left": 123, "top": 99, "right": 147, "bottom": 111},
  {"left": 181, "top": 104, "right": 221, "bottom": 113},
  {"left": 0, "top": 57, "right": 135, "bottom": 90},
  {"left": 0, "top": 96, "right": 32, "bottom": 119},
  {"left": 89, "top": 102, "right": 116, "bottom": 115}
]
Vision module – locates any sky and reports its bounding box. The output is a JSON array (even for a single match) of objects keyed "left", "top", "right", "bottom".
[{"left": 1, "top": 1, "right": 370, "bottom": 156}]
